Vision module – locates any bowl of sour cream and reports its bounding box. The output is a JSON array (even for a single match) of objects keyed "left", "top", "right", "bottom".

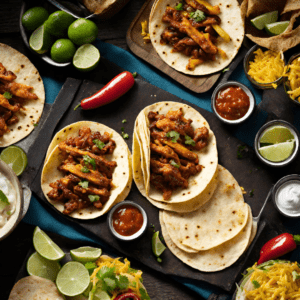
[
  {"left": 0, "top": 160, "right": 23, "bottom": 240},
  {"left": 273, "top": 174, "right": 300, "bottom": 218}
]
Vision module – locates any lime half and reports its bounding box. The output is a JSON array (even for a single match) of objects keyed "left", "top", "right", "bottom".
[
  {"left": 56, "top": 261, "right": 90, "bottom": 297},
  {"left": 259, "top": 140, "right": 295, "bottom": 162},
  {"left": 73, "top": 44, "right": 100, "bottom": 72},
  {"left": 27, "top": 251, "right": 61, "bottom": 281},
  {"left": 29, "top": 25, "right": 52, "bottom": 54},
  {"left": 152, "top": 231, "right": 166, "bottom": 257},
  {"left": 33, "top": 227, "right": 65, "bottom": 261},
  {"left": 251, "top": 11, "right": 278, "bottom": 30},
  {"left": 265, "top": 21, "right": 290, "bottom": 36},
  {"left": 70, "top": 247, "right": 102, "bottom": 263},
  {"left": 260, "top": 125, "right": 294, "bottom": 144},
  {"left": 0, "top": 145, "right": 28, "bottom": 176}
]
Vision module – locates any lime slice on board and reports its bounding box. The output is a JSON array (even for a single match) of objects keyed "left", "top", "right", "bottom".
[
  {"left": 73, "top": 44, "right": 100, "bottom": 72},
  {"left": 22, "top": 7, "right": 49, "bottom": 31},
  {"left": 70, "top": 247, "right": 102, "bottom": 263},
  {"left": 0, "top": 145, "right": 28, "bottom": 176},
  {"left": 29, "top": 25, "right": 52, "bottom": 54},
  {"left": 260, "top": 125, "right": 294, "bottom": 144},
  {"left": 152, "top": 231, "right": 166, "bottom": 257},
  {"left": 33, "top": 227, "right": 65, "bottom": 261},
  {"left": 27, "top": 251, "right": 61, "bottom": 281},
  {"left": 265, "top": 21, "right": 290, "bottom": 36},
  {"left": 259, "top": 140, "right": 295, "bottom": 162},
  {"left": 56, "top": 261, "right": 90, "bottom": 297},
  {"left": 251, "top": 11, "right": 278, "bottom": 30}
]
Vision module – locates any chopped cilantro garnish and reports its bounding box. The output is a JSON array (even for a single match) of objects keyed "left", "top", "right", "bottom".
[
  {"left": 81, "top": 166, "right": 90, "bottom": 173},
  {"left": 252, "top": 280, "right": 260, "bottom": 289},
  {"left": 139, "top": 287, "right": 151, "bottom": 300},
  {"left": 83, "top": 155, "right": 96, "bottom": 170},
  {"left": 85, "top": 262, "right": 97, "bottom": 274},
  {"left": 121, "top": 127, "right": 125, "bottom": 131},
  {"left": 88, "top": 195, "right": 100, "bottom": 202},
  {"left": 122, "top": 119, "right": 127, "bottom": 123},
  {"left": 33, "top": 123, "right": 38, "bottom": 127},
  {"left": 293, "top": 270, "right": 300, "bottom": 281},
  {"left": 97, "top": 266, "right": 116, "bottom": 279},
  {"left": 170, "top": 160, "right": 180, "bottom": 168},
  {"left": 78, "top": 181, "right": 89, "bottom": 189},
  {"left": 157, "top": 257, "right": 162, "bottom": 263},
  {"left": 189, "top": 10, "right": 206, "bottom": 22},
  {"left": 122, "top": 132, "right": 129, "bottom": 139},
  {"left": 130, "top": 281, "right": 137, "bottom": 288},
  {"left": 93, "top": 139, "right": 105, "bottom": 150},
  {"left": 249, "top": 189, "right": 254, "bottom": 197},
  {"left": 185, "top": 135, "right": 195, "bottom": 146},
  {"left": 3, "top": 92, "right": 12, "bottom": 99},
  {"left": 166, "top": 131, "right": 180, "bottom": 143},
  {"left": 237, "top": 145, "right": 246, "bottom": 159},
  {"left": 222, "top": 68, "right": 229, "bottom": 73},
  {"left": 128, "top": 267, "right": 138, "bottom": 273},
  {"left": 118, "top": 274, "right": 129, "bottom": 290},
  {"left": 175, "top": 2, "right": 183, "bottom": 10},
  {"left": 104, "top": 277, "right": 117, "bottom": 291}
]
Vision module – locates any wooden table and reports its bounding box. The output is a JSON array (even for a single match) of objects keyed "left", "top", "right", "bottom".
[{"left": 0, "top": 1, "right": 212, "bottom": 299}]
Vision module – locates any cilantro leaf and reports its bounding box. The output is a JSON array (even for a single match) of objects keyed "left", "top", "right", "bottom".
[
  {"left": 128, "top": 267, "right": 138, "bottom": 273},
  {"left": 93, "top": 139, "right": 105, "bottom": 150},
  {"left": 85, "top": 262, "right": 97, "bottom": 275},
  {"left": 122, "top": 132, "right": 129, "bottom": 139},
  {"left": 3, "top": 92, "right": 12, "bottom": 99},
  {"left": 189, "top": 10, "right": 206, "bottom": 22},
  {"left": 139, "top": 287, "right": 151, "bottom": 300},
  {"left": 89, "top": 195, "right": 100, "bottom": 202},
  {"left": 170, "top": 160, "right": 180, "bottom": 168},
  {"left": 185, "top": 135, "right": 195, "bottom": 146},
  {"left": 122, "top": 119, "right": 127, "bottom": 123},
  {"left": 33, "top": 123, "right": 38, "bottom": 127},
  {"left": 97, "top": 266, "right": 116, "bottom": 280},
  {"left": 252, "top": 280, "right": 260, "bottom": 289},
  {"left": 104, "top": 277, "right": 117, "bottom": 291},
  {"left": 292, "top": 270, "right": 300, "bottom": 281},
  {"left": 83, "top": 155, "right": 96, "bottom": 170},
  {"left": 166, "top": 131, "right": 180, "bottom": 143},
  {"left": 249, "top": 189, "right": 254, "bottom": 197},
  {"left": 117, "top": 275, "right": 129, "bottom": 290},
  {"left": 130, "top": 281, "right": 137, "bottom": 288},
  {"left": 157, "top": 257, "right": 162, "bottom": 263},
  {"left": 78, "top": 181, "right": 89, "bottom": 189},
  {"left": 175, "top": 2, "right": 183, "bottom": 10},
  {"left": 121, "top": 127, "right": 125, "bottom": 132},
  {"left": 222, "top": 68, "right": 229, "bottom": 73},
  {"left": 81, "top": 166, "right": 90, "bottom": 173}
]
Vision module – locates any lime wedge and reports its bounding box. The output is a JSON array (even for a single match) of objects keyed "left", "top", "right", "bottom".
[
  {"left": 251, "top": 11, "right": 278, "bottom": 30},
  {"left": 73, "top": 44, "right": 100, "bottom": 72},
  {"left": 27, "top": 251, "right": 61, "bottom": 281},
  {"left": 152, "top": 231, "right": 166, "bottom": 257},
  {"left": 33, "top": 227, "right": 65, "bottom": 261},
  {"left": 70, "top": 247, "right": 102, "bottom": 263},
  {"left": 265, "top": 21, "right": 290, "bottom": 36},
  {"left": 259, "top": 140, "right": 295, "bottom": 162},
  {"left": 260, "top": 125, "right": 294, "bottom": 144},
  {"left": 29, "top": 25, "right": 52, "bottom": 54},
  {"left": 0, "top": 145, "right": 28, "bottom": 176},
  {"left": 0, "top": 190, "right": 9, "bottom": 211},
  {"left": 56, "top": 261, "right": 90, "bottom": 297}
]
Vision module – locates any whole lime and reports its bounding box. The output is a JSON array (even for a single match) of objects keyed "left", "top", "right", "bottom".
[
  {"left": 50, "top": 39, "right": 76, "bottom": 63},
  {"left": 68, "top": 18, "right": 98, "bottom": 46},
  {"left": 22, "top": 7, "right": 49, "bottom": 31},
  {"left": 45, "top": 11, "right": 75, "bottom": 37}
]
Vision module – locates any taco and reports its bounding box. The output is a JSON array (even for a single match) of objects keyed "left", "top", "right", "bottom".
[
  {"left": 133, "top": 102, "right": 218, "bottom": 206},
  {"left": 0, "top": 43, "right": 45, "bottom": 147},
  {"left": 236, "top": 260, "right": 300, "bottom": 299},
  {"left": 149, "top": 0, "right": 244, "bottom": 75},
  {"left": 41, "top": 121, "right": 132, "bottom": 219}
]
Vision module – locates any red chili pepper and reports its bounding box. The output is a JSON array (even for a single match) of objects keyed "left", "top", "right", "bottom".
[
  {"left": 257, "top": 233, "right": 300, "bottom": 265},
  {"left": 114, "top": 292, "right": 141, "bottom": 300},
  {"left": 74, "top": 71, "right": 136, "bottom": 110}
]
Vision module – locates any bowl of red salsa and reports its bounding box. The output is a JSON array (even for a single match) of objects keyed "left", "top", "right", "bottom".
[
  {"left": 211, "top": 81, "right": 255, "bottom": 125},
  {"left": 108, "top": 201, "right": 148, "bottom": 241}
]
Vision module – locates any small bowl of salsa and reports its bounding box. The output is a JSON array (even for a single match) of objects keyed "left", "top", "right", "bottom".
[
  {"left": 211, "top": 81, "right": 255, "bottom": 125},
  {"left": 108, "top": 201, "right": 148, "bottom": 241}
]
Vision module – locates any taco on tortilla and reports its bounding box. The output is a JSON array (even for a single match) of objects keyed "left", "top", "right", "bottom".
[
  {"left": 149, "top": 0, "right": 244, "bottom": 75},
  {"left": 41, "top": 121, "right": 132, "bottom": 219},
  {"left": 0, "top": 43, "right": 45, "bottom": 147}
]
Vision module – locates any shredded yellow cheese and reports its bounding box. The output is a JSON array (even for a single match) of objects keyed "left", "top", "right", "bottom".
[
  {"left": 248, "top": 49, "right": 285, "bottom": 86},
  {"left": 245, "top": 262, "right": 300, "bottom": 300},
  {"left": 284, "top": 57, "right": 300, "bottom": 102},
  {"left": 141, "top": 20, "right": 150, "bottom": 43}
]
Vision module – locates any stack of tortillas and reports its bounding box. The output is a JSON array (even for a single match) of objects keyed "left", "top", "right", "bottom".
[{"left": 132, "top": 102, "right": 255, "bottom": 272}]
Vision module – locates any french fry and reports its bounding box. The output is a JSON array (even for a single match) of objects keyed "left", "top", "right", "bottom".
[{"left": 212, "top": 24, "right": 231, "bottom": 42}]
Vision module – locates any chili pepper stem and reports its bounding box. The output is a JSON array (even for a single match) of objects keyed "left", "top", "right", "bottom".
[
  {"left": 294, "top": 235, "right": 300, "bottom": 245},
  {"left": 74, "top": 103, "right": 81, "bottom": 111}
]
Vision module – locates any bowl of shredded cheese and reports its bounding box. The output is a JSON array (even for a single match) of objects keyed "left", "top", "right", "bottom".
[
  {"left": 283, "top": 53, "right": 300, "bottom": 106},
  {"left": 244, "top": 45, "right": 285, "bottom": 89}
]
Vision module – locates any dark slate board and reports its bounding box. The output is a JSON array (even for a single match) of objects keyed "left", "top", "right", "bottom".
[{"left": 21, "top": 63, "right": 299, "bottom": 292}]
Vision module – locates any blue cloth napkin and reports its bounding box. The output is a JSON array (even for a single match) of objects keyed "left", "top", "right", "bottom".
[{"left": 22, "top": 39, "right": 298, "bottom": 299}]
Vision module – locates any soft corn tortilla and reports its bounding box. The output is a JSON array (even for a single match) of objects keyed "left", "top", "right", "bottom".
[
  {"left": 149, "top": 0, "right": 244, "bottom": 76},
  {"left": 8, "top": 275, "right": 64, "bottom": 300},
  {"left": 41, "top": 121, "right": 132, "bottom": 219},
  {"left": 162, "top": 165, "right": 248, "bottom": 251},
  {"left": 134, "top": 102, "right": 218, "bottom": 204},
  {"left": 0, "top": 43, "right": 45, "bottom": 147},
  {"left": 160, "top": 204, "right": 252, "bottom": 272}
]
